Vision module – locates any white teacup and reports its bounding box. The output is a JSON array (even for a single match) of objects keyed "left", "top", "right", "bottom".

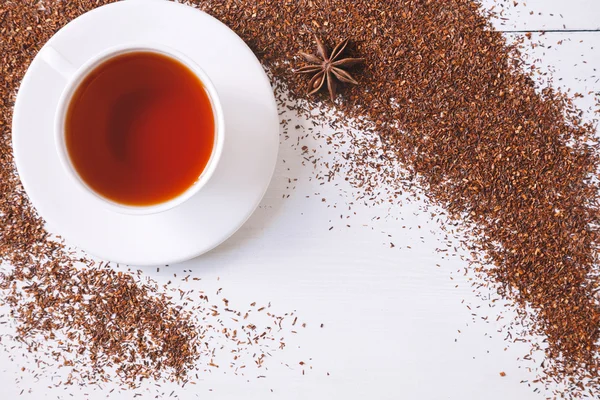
[{"left": 45, "top": 43, "right": 225, "bottom": 215}]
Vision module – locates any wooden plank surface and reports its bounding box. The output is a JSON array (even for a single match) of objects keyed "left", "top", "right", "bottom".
[
  {"left": 481, "top": 0, "right": 600, "bottom": 31},
  {"left": 1, "top": 1, "right": 599, "bottom": 399}
]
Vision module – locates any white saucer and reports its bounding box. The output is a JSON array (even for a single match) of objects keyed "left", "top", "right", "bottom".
[{"left": 12, "top": 0, "right": 279, "bottom": 266}]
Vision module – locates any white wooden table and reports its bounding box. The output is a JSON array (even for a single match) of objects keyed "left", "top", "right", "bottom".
[{"left": 1, "top": 1, "right": 599, "bottom": 399}]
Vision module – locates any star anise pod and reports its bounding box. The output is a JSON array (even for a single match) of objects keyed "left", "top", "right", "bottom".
[{"left": 295, "top": 36, "right": 364, "bottom": 102}]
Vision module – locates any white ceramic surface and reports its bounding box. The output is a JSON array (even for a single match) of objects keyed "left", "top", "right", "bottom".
[{"left": 12, "top": 0, "right": 279, "bottom": 265}]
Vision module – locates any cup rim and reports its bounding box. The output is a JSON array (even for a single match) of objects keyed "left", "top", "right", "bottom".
[{"left": 54, "top": 42, "right": 225, "bottom": 216}]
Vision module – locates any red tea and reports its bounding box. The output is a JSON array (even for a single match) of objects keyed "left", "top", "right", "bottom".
[{"left": 65, "top": 51, "right": 215, "bottom": 206}]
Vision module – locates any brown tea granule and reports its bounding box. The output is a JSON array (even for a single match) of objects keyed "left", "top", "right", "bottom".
[
  {"left": 190, "top": 0, "right": 600, "bottom": 396},
  {"left": 2, "top": 0, "right": 600, "bottom": 397}
]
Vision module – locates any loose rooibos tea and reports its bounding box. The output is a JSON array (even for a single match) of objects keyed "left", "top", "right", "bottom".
[{"left": 65, "top": 51, "right": 215, "bottom": 206}]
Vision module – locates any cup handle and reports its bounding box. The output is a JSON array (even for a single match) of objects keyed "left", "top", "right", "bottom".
[{"left": 38, "top": 45, "right": 77, "bottom": 81}]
